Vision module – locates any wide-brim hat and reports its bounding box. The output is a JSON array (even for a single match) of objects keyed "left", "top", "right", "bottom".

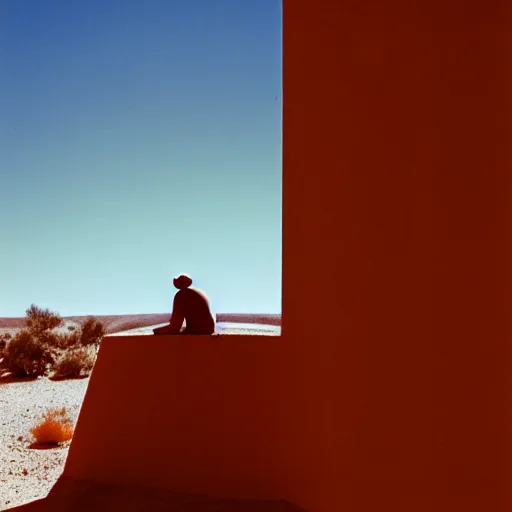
[{"left": 173, "top": 274, "right": 193, "bottom": 289}]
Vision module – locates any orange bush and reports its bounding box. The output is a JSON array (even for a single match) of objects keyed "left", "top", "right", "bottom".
[{"left": 30, "top": 407, "right": 74, "bottom": 445}]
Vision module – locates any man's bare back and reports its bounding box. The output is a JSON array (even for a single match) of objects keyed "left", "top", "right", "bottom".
[{"left": 153, "top": 274, "right": 215, "bottom": 335}]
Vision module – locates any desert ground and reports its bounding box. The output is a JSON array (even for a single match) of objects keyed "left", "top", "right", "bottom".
[
  {"left": 0, "top": 313, "right": 281, "bottom": 511},
  {"left": 0, "top": 312, "right": 281, "bottom": 338}
]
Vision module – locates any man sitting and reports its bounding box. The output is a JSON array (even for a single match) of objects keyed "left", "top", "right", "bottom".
[{"left": 153, "top": 274, "right": 215, "bottom": 335}]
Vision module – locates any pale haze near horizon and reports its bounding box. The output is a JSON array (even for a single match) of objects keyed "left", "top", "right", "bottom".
[{"left": 0, "top": 0, "right": 282, "bottom": 318}]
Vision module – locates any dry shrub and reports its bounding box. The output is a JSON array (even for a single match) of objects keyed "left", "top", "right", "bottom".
[
  {"left": 2, "top": 330, "right": 55, "bottom": 377},
  {"left": 1, "top": 305, "right": 106, "bottom": 381},
  {"left": 79, "top": 317, "right": 106, "bottom": 347},
  {"left": 30, "top": 407, "right": 74, "bottom": 445},
  {"left": 51, "top": 330, "right": 80, "bottom": 350},
  {"left": 53, "top": 346, "right": 97, "bottom": 379},
  {"left": 0, "top": 332, "right": 11, "bottom": 350},
  {"left": 25, "top": 304, "right": 62, "bottom": 333}
]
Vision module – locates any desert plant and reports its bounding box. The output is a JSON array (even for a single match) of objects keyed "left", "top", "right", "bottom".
[
  {"left": 79, "top": 317, "right": 106, "bottom": 347},
  {"left": 49, "top": 330, "right": 80, "bottom": 350},
  {"left": 2, "top": 330, "right": 55, "bottom": 377},
  {"left": 30, "top": 407, "right": 74, "bottom": 445},
  {"left": 53, "top": 346, "right": 97, "bottom": 379},
  {"left": 24, "top": 304, "right": 62, "bottom": 334},
  {"left": 1, "top": 305, "right": 106, "bottom": 380},
  {"left": 36, "top": 328, "right": 64, "bottom": 348},
  {"left": 0, "top": 332, "right": 11, "bottom": 352}
]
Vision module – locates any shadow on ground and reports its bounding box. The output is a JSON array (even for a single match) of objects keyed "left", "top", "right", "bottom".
[
  {"left": 8, "top": 477, "right": 307, "bottom": 512},
  {"left": 0, "top": 371, "right": 38, "bottom": 386}
]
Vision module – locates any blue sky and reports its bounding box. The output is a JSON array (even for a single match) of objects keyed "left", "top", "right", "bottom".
[{"left": 0, "top": 0, "right": 282, "bottom": 317}]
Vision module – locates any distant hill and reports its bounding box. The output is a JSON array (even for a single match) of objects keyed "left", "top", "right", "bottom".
[{"left": 0, "top": 313, "right": 281, "bottom": 335}]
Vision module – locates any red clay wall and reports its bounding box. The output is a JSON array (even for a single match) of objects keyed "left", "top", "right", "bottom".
[
  {"left": 281, "top": 1, "right": 511, "bottom": 510},
  {"left": 63, "top": 336, "right": 298, "bottom": 500},
  {"left": 62, "top": 1, "right": 511, "bottom": 511}
]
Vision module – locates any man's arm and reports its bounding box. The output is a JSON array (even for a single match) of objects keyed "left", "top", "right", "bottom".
[{"left": 168, "top": 292, "right": 185, "bottom": 333}]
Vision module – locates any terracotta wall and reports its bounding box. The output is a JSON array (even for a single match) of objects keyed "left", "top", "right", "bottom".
[
  {"left": 63, "top": 336, "right": 297, "bottom": 500},
  {"left": 281, "top": 0, "right": 511, "bottom": 510},
  {"left": 62, "top": 1, "right": 511, "bottom": 511}
]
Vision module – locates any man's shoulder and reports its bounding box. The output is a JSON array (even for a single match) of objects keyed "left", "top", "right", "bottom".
[
  {"left": 176, "top": 287, "right": 202, "bottom": 298},
  {"left": 186, "top": 288, "right": 209, "bottom": 301}
]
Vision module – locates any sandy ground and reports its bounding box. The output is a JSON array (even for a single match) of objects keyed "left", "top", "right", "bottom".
[
  {"left": 0, "top": 378, "right": 89, "bottom": 511},
  {"left": 0, "top": 313, "right": 281, "bottom": 338},
  {"left": 0, "top": 321, "right": 280, "bottom": 511},
  {"left": 109, "top": 322, "right": 281, "bottom": 336}
]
